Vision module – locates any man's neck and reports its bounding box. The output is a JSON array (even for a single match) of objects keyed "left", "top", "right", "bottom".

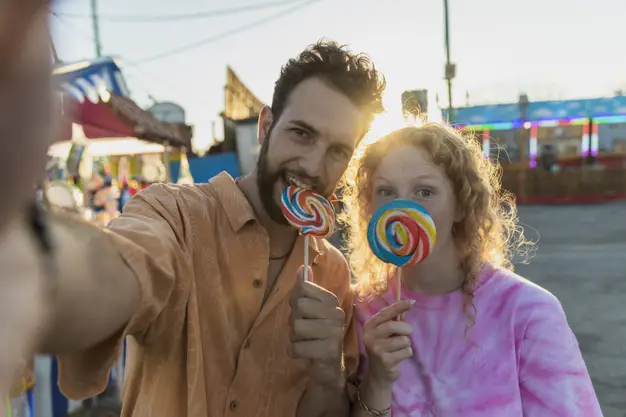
[{"left": 237, "top": 173, "right": 297, "bottom": 256}]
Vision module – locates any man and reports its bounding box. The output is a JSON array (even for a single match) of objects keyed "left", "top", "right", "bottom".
[
  {"left": 4, "top": 41, "right": 385, "bottom": 416},
  {"left": 0, "top": 0, "right": 55, "bottom": 400},
  {"left": 0, "top": 0, "right": 53, "bottom": 231}
]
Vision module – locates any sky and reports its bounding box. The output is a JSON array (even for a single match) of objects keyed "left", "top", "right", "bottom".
[{"left": 51, "top": 0, "right": 626, "bottom": 151}]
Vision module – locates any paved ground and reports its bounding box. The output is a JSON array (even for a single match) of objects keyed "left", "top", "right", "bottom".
[{"left": 514, "top": 202, "right": 626, "bottom": 417}]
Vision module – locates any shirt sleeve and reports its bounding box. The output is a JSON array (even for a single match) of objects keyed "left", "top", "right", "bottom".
[
  {"left": 57, "top": 184, "right": 192, "bottom": 400},
  {"left": 519, "top": 294, "right": 603, "bottom": 417},
  {"left": 345, "top": 300, "right": 370, "bottom": 405},
  {"left": 333, "top": 258, "right": 358, "bottom": 384}
]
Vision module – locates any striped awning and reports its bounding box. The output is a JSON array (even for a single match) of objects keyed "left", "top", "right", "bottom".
[{"left": 55, "top": 57, "right": 191, "bottom": 149}]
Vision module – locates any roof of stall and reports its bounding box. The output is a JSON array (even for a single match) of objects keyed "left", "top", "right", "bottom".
[{"left": 54, "top": 57, "right": 191, "bottom": 148}]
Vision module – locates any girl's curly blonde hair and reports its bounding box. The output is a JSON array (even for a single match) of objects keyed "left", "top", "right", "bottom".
[{"left": 339, "top": 123, "right": 530, "bottom": 310}]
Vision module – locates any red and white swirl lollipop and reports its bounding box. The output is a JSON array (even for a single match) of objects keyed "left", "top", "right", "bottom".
[{"left": 281, "top": 185, "right": 336, "bottom": 281}]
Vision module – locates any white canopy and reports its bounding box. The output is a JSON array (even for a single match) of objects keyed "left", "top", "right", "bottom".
[
  {"left": 48, "top": 138, "right": 166, "bottom": 158},
  {"left": 48, "top": 123, "right": 166, "bottom": 158}
]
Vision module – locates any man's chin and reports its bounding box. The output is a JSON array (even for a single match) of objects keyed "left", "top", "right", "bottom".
[
  {"left": 259, "top": 189, "right": 288, "bottom": 225},
  {"left": 267, "top": 202, "right": 289, "bottom": 225}
]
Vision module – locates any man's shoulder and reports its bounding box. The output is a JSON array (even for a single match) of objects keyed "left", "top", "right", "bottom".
[{"left": 137, "top": 182, "right": 220, "bottom": 212}]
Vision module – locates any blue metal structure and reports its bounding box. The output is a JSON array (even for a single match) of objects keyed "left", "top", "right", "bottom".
[
  {"left": 444, "top": 95, "right": 626, "bottom": 127},
  {"left": 170, "top": 153, "right": 241, "bottom": 183}
]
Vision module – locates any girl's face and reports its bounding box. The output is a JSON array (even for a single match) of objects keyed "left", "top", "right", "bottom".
[{"left": 370, "top": 144, "right": 461, "bottom": 257}]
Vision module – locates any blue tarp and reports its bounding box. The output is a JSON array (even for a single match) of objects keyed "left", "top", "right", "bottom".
[{"left": 170, "top": 152, "right": 241, "bottom": 183}]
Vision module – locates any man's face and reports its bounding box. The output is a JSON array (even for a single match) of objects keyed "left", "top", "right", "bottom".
[{"left": 256, "top": 77, "right": 366, "bottom": 224}]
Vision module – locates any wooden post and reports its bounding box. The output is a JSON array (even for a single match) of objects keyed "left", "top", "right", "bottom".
[{"left": 518, "top": 94, "right": 530, "bottom": 202}]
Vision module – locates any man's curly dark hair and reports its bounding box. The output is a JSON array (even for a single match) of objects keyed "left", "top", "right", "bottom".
[{"left": 271, "top": 40, "right": 386, "bottom": 133}]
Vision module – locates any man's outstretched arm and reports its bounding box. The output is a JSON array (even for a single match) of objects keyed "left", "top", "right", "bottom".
[{"left": 38, "top": 211, "right": 141, "bottom": 353}]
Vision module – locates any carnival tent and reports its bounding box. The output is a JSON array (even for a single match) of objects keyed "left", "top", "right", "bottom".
[{"left": 53, "top": 56, "right": 190, "bottom": 150}]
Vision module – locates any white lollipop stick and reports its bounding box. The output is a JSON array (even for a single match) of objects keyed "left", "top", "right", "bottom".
[{"left": 303, "top": 234, "right": 310, "bottom": 282}]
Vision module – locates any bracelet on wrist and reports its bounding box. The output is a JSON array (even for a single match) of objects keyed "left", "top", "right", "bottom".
[{"left": 356, "top": 389, "right": 391, "bottom": 417}]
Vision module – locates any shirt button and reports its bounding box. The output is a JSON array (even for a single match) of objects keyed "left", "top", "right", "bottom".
[
  {"left": 229, "top": 400, "right": 238, "bottom": 411},
  {"left": 252, "top": 279, "right": 263, "bottom": 288}
]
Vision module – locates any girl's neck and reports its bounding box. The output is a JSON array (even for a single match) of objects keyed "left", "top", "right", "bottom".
[{"left": 402, "top": 240, "right": 464, "bottom": 296}]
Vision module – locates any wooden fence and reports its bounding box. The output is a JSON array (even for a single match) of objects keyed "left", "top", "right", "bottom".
[{"left": 502, "top": 167, "right": 626, "bottom": 204}]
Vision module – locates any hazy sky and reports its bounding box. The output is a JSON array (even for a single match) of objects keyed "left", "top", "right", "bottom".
[{"left": 51, "top": 0, "right": 626, "bottom": 150}]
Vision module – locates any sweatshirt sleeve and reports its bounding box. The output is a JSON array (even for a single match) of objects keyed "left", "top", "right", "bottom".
[{"left": 518, "top": 294, "right": 603, "bottom": 417}]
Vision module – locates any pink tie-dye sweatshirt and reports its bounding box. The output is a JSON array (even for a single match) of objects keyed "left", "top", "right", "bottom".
[{"left": 354, "top": 264, "right": 603, "bottom": 416}]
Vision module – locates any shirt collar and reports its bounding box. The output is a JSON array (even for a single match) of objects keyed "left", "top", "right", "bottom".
[
  {"left": 208, "top": 171, "right": 324, "bottom": 263},
  {"left": 209, "top": 171, "right": 255, "bottom": 232}
]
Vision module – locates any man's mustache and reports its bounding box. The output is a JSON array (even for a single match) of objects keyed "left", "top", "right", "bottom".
[{"left": 281, "top": 170, "right": 324, "bottom": 194}]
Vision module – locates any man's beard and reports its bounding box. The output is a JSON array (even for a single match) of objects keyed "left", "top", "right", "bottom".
[{"left": 256, "top": 134, "right": 289, "bottom": 225}]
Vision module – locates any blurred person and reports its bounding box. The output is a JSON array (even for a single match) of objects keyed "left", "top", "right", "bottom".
[
  {"left": 0, "top": 0, "right": 55, "bottom": 408},
  {"left": 5, "top": 360, "right": 34, "bottom": 417},
  {"left": 4, "top": 41, "right": 385, "bottom": 417},
  {"left": 540, "top": 143, "right": 558, "bottom": 172},
  {"left": 0, "top": 0, "right": 55, "bottom": 231},
  {"left": 340, "top": 125, "right": 602, "bottom": 416}
]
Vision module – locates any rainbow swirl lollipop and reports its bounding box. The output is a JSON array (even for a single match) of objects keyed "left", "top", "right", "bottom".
[
  {"left": 367, "top": 199, "right": 436, "bottom": 267},
  {"left": 281, "top": 185, "right": 336, "bottom": 238}
]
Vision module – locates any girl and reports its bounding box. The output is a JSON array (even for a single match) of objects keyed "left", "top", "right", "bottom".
[{"left": 340, "top": 124, "right": 602, "bottom": 416}]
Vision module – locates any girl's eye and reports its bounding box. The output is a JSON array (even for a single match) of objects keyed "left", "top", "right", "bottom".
[
  {"left": 377, "top": 188, "right": 394, "bottom": 197},
  {"left": 416, "top": 189, "right": 433, "bottom": 198}
]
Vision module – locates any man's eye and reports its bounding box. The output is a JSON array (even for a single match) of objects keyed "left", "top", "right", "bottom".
[
  {"left": 292, "top": 128, "right": 310, "bottom": 140},
  {"left": 330, "top": 147, "right": 350, "bottom": 161}
]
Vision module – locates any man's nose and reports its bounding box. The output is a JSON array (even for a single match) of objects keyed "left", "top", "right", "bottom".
[{"left": 299, "top": 146, "right": 325, "bottom": 179}]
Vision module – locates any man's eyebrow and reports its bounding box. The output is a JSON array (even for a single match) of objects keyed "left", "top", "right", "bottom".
[
  {"left": 288, "top": 119, "right": 355, "bottom": 153},
  {"left": 288, "top": 120, "right": 320, "bottom": 135}
]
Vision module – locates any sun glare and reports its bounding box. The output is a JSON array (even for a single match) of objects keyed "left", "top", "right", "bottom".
[
  {"left": 363, "top": 111, "right": 407, "bottom": 147},
  {"left": 362, "top": 88, "right": 445, "bottom": 151}
]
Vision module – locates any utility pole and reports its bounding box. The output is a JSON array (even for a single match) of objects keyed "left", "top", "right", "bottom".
[
  {"left": 443, "top": 0, "right": 456, "bottom": 123},
  {"left": 518, "top": 94, "right": 529, "bottom": 201},
  {"left": 90, "top": 0, "right": 102, "bottom": 57}
]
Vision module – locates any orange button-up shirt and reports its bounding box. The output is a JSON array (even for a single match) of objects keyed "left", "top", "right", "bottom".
[{"left": 57, "top": 172, "right": 358, "bottom": 417}]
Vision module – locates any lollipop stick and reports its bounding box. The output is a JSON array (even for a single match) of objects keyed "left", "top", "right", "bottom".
[
  {"left": 397, "top": 267, "right": 402, "bottom": 302},
  {"left": 397, "top": 267, "right": 403, "bottom": 320},
  {"left": 303, "top": 234, "right": 310, "bottom": 282}
]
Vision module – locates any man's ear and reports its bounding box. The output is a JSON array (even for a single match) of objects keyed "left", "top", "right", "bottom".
[{"left": 258, "top": 106, "right": 273, "bottom": 146}]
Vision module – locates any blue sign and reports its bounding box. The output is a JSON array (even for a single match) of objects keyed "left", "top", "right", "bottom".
[{"left": 54, "top": 57, "right": 130, "bottom": 104}]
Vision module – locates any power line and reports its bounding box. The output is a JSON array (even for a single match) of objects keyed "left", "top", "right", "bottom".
[
  {"left": 51, "top": 12, "right": 96, "bottom": 40},
  {"left": 52, "top": 12, "right": 215, "bottom": 108},
  {"left": 50, "top": 11, "right": 99, "bottom": 57},
  {"left": 121, "top": 62, "right": 215, "bottom": 108},
  {"left": 53, "top": 0, "right": 307, "bottom": 23},
  {"left": 132, "top": 0, "right": 321, "bottom": 65}
]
